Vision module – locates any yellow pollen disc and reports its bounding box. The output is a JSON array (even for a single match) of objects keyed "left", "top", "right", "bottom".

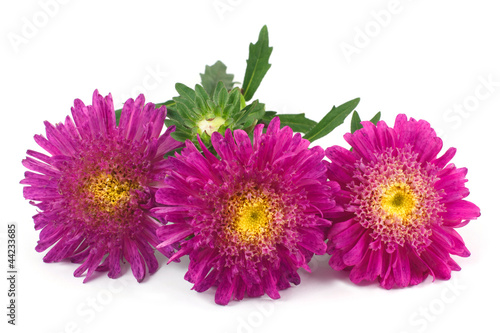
[
  {"left": 380, "top": 183, "right": 416, "bottom": 221},
  {"left": 232, "top": 197, "right": 272, "bottom": 240},
  {"left": 85, "top": 173, "right": 138, "bottom": 212}
]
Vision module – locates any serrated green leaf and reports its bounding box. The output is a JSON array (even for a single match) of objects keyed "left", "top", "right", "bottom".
[
  {"left": 194, "top": 84, "right": 210, "bottom": 102},
  {"left": 164, "top": 119, "right": 178, "bottom": 127},
  {"left": 241, "top": 25, "right": 273, "bottom": 101},
  {"left": 242, "top": 100, "right": 266, "bottom": 128},
  {"left": 260, "top": 111, "right": 277, "bottom": 124},
  {"left": 194, "top": 84, "right": 211, "bottom": 113},
  {"left": 156, "top": 100, "right": 176, "bottom": 110},
  {"left": 164, "top": 107, "right": 184, "bottom": 124},
  {"left": 350, "top": 110, "right": 362, "bottom": 133},
  {"left": 280, "top": 113, "right": 316, "bottom": 131},
  {"left": 275, "top": 113, "right": 317, "bottom": 133},
  {"left": 215, "top": 81, "right": 229, "bottom": 107},
  {"left": 175, "top": 102, "right": 199, "bottom": 125},
  {"left": 175, "top": 83, "right": 197, "bottom": 105},
  {"left": 243, "top": 119, "right": 259, "bottom": 133},
  {"left": 171, "top": 130, "right": 192, "bottom": 143},
  {"left": 370, "top": 111, "right": 381, "bottom": 125},
  {"left": 200, "top": 61, "right": 235, "bottom": 96},
  {"left": 207, "top": 100, "right": 217, "bottom": 113},
  {"left": 304, "top": 98, "right": 360, "bottom": 142},
  {"left": 223, "top": 88, "right": 242, "bottom": 118},
  {"left": 232, "top": 100, "right": 260, "bottom": 126}
]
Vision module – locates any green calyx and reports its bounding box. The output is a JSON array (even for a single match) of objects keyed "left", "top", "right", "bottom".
[{"left": 163, "top": 80, "right": 265, "bottom": 150}]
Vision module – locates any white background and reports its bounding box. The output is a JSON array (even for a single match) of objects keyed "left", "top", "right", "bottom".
[{"left": 1, "top": 1, "right": 499, "bottom": 332}]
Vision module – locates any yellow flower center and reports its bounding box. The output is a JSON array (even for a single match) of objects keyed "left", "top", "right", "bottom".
[
  {"left": 85, "top": 173, "right": 138, "bottom": 213},
  {"left": 197, "top": 116, "right": 225, "bottom": 136},
  {"left": 231, "top": 196, "right": 272, "bottom": 241},
  {"left": 380, "top": 182, "right": 416, "bottom": 221}
]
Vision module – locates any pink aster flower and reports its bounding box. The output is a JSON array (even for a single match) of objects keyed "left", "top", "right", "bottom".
[
  {"left": 325, "top": 114, "right": 480, "bottom": 289},
  {"left": 21, "top": 90, "right": 183, "bottom": 282},
  {"left": 153, "top": 117, "right": 341, "bottom": 305}
]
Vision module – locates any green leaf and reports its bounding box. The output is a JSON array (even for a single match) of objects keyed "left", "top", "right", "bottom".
[
  {"left": 350, "top": 111, "right": 381, "bottom": 134},
  {"left": 260, "top": 111, "right": 277, "bottom": 124},
  {"left": 231, "top": 100, "right": 265, "bottom": 128},
  {"left": 194, "top": 84, "right": 211, "bottom": 113},
  {"left": 164, "top": 146, "right": 184, "bottom": 158},
  {"left": 171, "top": 130, "right": 192, "bottom": 143},
  {"left": 164, "top": 108, "right": 183, "bottom": 125},
  {"left": 370, "top": 111, "right": 381, "bottom": 125},
  {"left": 276, "top": 113, "right": 317, "bottom": 133},
  {"left": 215, "top": 81, "right": 229, "bottom": 107},
  {"left": 242, "top": 100, "right": 266, "bottom": 128},
  {"left": 164, "top": 118, "right": 179, "bottom": 127},
  {"left": 175, "top": 102, "right": 199, "bottom": 124},
  {"left": 231, "top": 100, "right": 257, "bottom": 126},
  {"left": 223, "top": 88, "right": 242, "bottom": 118},
  {"left": 303, "top": 98, "right": 360, "bottom": 142},
  {"left": 156, "top": 100, "right": 176, "bottom": 110},
  {"left": 175, "top": 83, "right": 197, "bottom": 106},
  {"left": 350, "top": 110, "right": 362, "bottom": 133},
  {"left": 200, "top": 61, "right": 235, "bottom": 96},
  {"left": 115, "top": 109, "right": 122, "bottom": 126},
  {"left": 241, "top": 25, "right": 273, "bottom": 101}
]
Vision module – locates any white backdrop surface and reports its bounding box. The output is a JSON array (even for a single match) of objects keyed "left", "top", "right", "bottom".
[{"left": 1, "top": 1, "right": 498, "bottom": 333}]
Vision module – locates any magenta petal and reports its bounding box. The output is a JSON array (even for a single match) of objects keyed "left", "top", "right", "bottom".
[
  {"left": 135, "top": 238, "right": 159, "bottom": 275},
  {"left": 433, "top": 147, "right": 457, "bottom": 169},
  {"left": 298, "top": 229, "right": 327, "bottom": 255},
  {"left": 264, "top": 271, "right": 281, "bottom": 300},
  {"left": 214, "top": 274, "right": 235, "bottom": 305},
  {"left": 343, "top": 231, "right": 370, "bottom": 266},
  {"left": 107, "top": 246, "right": 122, "bottom": 279},
  {"left": 365, "top": 248, "right": 383, "bottom": 281},
  {"left": 193, "top": 268, "right": 219, "bottom": 293},
  {"left": 155, "top": 188, "right": 191, "bottom": 206},
  {"left": 123, "top": 239, "right": 146, "bottom": 282},
  {"left": 233, "top": 129, "right": 253, "bottom": 164},
  {"left": 157, "top": 223, "right": 193, "bottom": 247},
  {"left": 431, "top": 226, "right": 470, "bottom": 257},
  {"left": 443, "top": 200, "right": 481, "bottom": 221},
  {"left": 330, "top": 221, "right": 365, "bottom": 249},
  {"left": 349, "top": 250, "right": 371, "bottom": 284},
  {"left": 392, "top": 247, "right": 411, "bottom": 287},
  {"left": 82, "top": 247, "right": 106, "bottom": 283},
  {"left": 421, "top": 248, "right": 452, "bottom": 280}
]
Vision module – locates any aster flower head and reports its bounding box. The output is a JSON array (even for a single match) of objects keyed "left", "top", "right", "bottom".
[
  {"left": 21, "top": 90, "right": 183, "bottom": 282},
  {"left": 325, "top": 114, "right": 480, "bottom": 289},
  {"left": 154, "top": 117, "right": 341, "bottom": 305}
]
